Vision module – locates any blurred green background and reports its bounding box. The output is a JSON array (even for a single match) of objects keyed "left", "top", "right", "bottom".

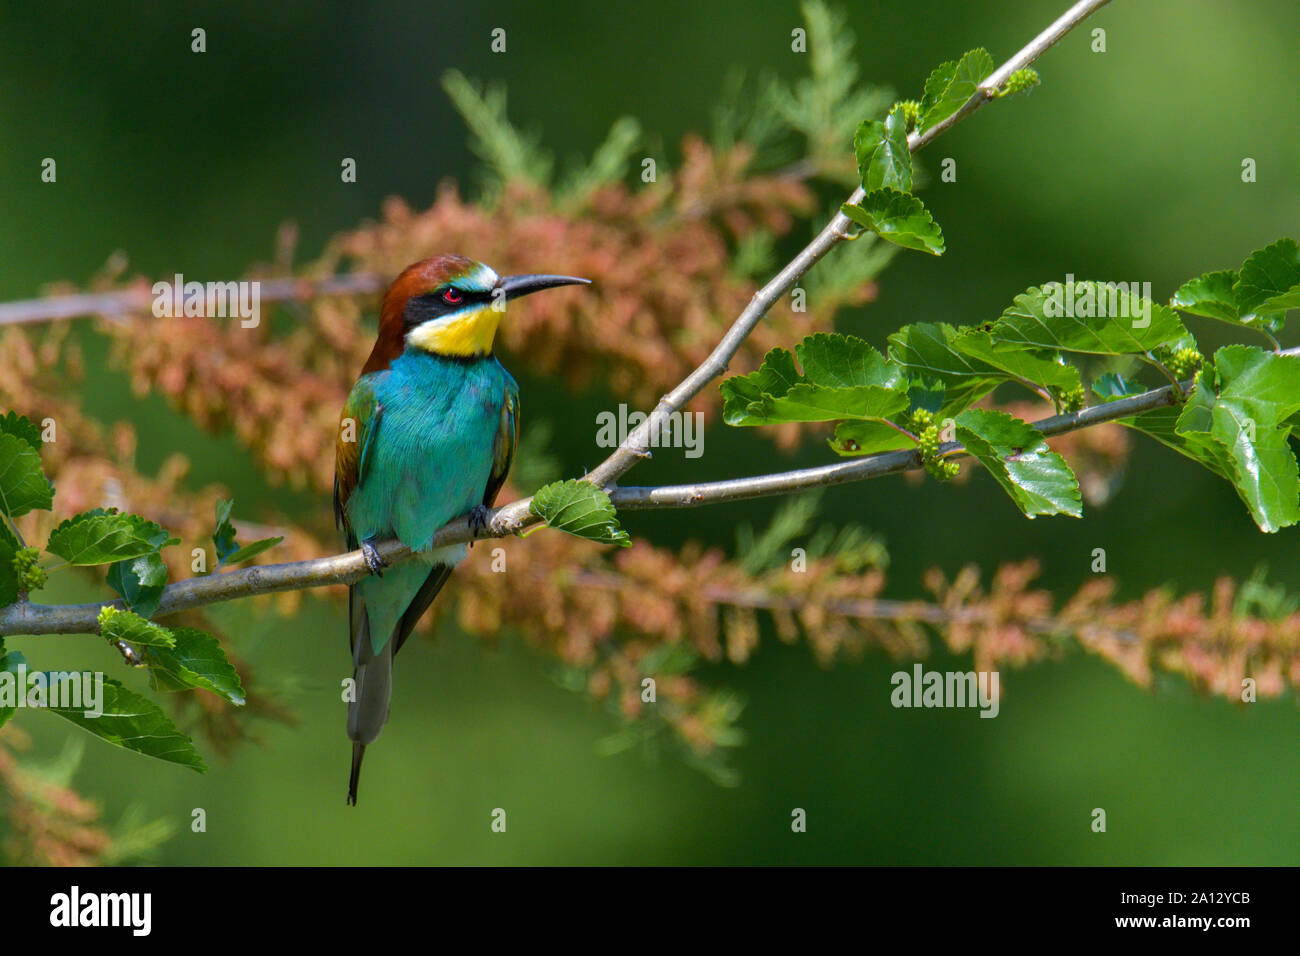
[{"left": 2, "top": 0, "right": 1298, "bottom": 864}]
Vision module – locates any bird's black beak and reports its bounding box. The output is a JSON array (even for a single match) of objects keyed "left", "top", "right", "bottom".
[{"left": 495, "top": 273, "right": 591, "bottom": 301}]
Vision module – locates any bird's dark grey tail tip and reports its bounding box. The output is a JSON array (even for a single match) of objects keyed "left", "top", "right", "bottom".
[{"left": 347, "top": 742, "right": 365, "bottom": 806}]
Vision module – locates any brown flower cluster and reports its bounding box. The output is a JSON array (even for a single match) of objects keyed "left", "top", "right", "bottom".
[{"left": 0, "top": 726, "right": 110, "bottom": 866}]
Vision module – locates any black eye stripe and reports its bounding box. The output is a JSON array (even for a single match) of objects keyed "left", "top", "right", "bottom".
[{"left": 402, "top": 289, "right": 489, "bottom": 328}]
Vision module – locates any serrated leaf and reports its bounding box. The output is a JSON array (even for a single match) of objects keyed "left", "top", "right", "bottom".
[
  {"left": 842, "top": 190, "right": 945, "bottom": 256},
  {"left": 0, "top": 433, "right": 53, "bottom": 518},
  {"left": 721, "top": 335, "right": 909, "bottom": 426},
  {"left": 991, "top": 282, "right": 1186, "bottom": 354},
  {"left": 1171, "top": 269, "right": 1241, "bottom": 323},
  {"left": 0, "top": 412, "right": 42, "bottom": 451},
  {"left": 1172, "top": 345, "right": 1300, "bottom": 532},
  {"left": 920, "top": 48, "right": 994, "bottom": 132},
  {"left": 794, "top": 333, "right": 906, "bottom": 389},
  {"left": 530, "top": 480, "right": 631, "bottom": 547},
  {"left": 853, "top": 103, "right": 912, "bottom": 193},
  {"left": 1234, "top": 237, "right": 1300, "bottom": 325},
  {"left": 99, "top": 606, "right": 176, "bottom": 648},
  {"left": 143, "top": 626, "right": 245, "bottom": 705},
  {"left": 106, "top": 551, "right": 168, "bottom": 618},
  {"left": 43, "top": 677, "right": 205, "bottom": 771},
  {"left": 46, "top": 509, "right": 170, "bottom": 566},
  {"left": 955, "top": 408, "right": 1082, "bottom": 518},
  {"left": 220, "top": 536, "right": 283, "bottom": 567}
]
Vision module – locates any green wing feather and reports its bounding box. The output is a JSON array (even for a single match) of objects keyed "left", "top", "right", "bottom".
[{"left": 334, "top": 382, "right": 383, "bottom": 543}]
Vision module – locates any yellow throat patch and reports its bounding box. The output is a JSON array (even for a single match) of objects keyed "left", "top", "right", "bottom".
[{"left": 405, "top": 305, "right": 502, "bottom": 358}]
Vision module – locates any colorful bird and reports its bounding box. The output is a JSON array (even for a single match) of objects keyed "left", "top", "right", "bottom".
[{"left": 334, "top": 255, "right": 589, "bottom": 805}]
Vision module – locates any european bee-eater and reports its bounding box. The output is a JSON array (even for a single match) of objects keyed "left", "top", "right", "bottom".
[{"left": 334, "top": 255, "right": 589, "bottom": 805}]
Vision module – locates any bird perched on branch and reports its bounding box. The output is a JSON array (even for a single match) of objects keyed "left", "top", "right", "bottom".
[{"left": 334, "top": 255, "right": 589, "bottom": 804}]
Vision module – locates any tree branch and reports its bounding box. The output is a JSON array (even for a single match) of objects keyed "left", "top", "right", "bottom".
[
  {"left": 0, "top": 0, "right": 1115, "bottom": 638},
  {"left": 0, "top": 273, "right": 385, "bottom": 327}
]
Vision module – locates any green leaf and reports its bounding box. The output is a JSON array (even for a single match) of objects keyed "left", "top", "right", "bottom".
[
  {"left": 886, "top": 323, "right": 1002, "bottom": 416},
  {"left": 0, "top": 520, "right": 18, "bottom": 607},
  {"left": 0, "top": 412, "right": 43, "bottom": 451},
  {"left": 951, "top": 330, "right": 1082, "bottom": 394},
  {"left": 793, "top": 333, "right": 905, "bottom": 389},
  {"left": 990, "top": 282, "right": 1187, "bottom": 354},
  {"left": 220, "top": 536, "right": 283, "bottom": 567},
  {"left": 1171, "top": 269, "right": 1242, "bottom": 324},
  {"left": 106, "top": 551, "right": 169, "bottom": 618},
  {"left": 919, "top": 48, "right": 994, "bottom": 132},
  {"left": 213, "top": 498, "right": 238, "bottom": 565},
  {"left": 43, "top": 677, "right": 205, "bottom": 771},
  {"left": 143, "top": 626, "right": 245, "bottom": 705},
  {"left": 530, "top": 480, "right": 631, "bottom": 547},
  {"left": 46, "top": 509, "right": 172, "bottom": 566},
  {"left": 721, "top": 335, "right": 908, "bottom": 426},
  {"left": 1172, "top": 346, "right": 1300, "bottom": 532},
  {"left": 842, "top": 190, "right": 945, "bottom": 256},
  {"left": 0, "top": 433, "right": 53, "bottom": 518},
  {"left": 829, "top": 420, "right": 916, "bottom": 456},
  {"left": 1234, "top": 237, "right": 1300, "bottom": 324},
  {"left": 955, "top": 408, "right": 1082, "bottom": 518},
  {"left": 98, "top": 606, "right": 176, "bottom": 648},
  {"left": 211, "top": 499, "right": 280, "bottom": 567},
  {"left": 853, "top": 103, "right": 912, "bottom": 193}
]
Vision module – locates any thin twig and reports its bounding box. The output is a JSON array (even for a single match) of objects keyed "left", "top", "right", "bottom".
[{"left": 0, "top": 273, "right": 385, "bottom": 327}]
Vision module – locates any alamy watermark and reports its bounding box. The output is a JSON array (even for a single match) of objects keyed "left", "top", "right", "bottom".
[
  {"left": 50, "top": 886, "right": 150, "bottom": 936},
  {"left": 891, "top": 664, "right": 999, "bottom": 718},
  {"left": 0, "top": 665, "right": 104, "bottom": 717},
  {"left": 596, "top": 404, "right": 704, "bottom": 458},
  {"left": 152, "top": 273, "right": 260, "bottom": 327},
  {"left": 1042, "top": 275, "right": 1153, "bottom": 328}
]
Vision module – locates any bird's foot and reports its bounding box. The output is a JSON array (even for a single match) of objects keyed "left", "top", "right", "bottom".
[
  {"left": 361, "top": 540, "right": 387, "bottom": 577},
  {"left": 468, "top": 505, "right": 491, "bottom": 542}
]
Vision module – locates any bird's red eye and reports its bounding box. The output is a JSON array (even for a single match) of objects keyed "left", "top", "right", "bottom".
[{"left": 442, "top": 288, "right": 463, "bottom": 305}]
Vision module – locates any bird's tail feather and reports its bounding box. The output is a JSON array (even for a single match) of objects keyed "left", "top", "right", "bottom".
[
  {"left": 347, "top": 742, "right": 366, "bottom": 806},
  {"left": 346, "top": 590, "right": 393, "bottom": 805}
]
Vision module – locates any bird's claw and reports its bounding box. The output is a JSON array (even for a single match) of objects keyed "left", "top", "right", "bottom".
[
  {"left": 468, "top": 505, "right": 491, "bottom": 541},
  {"left": 361, "top": 541, "right": 387, "bottom": 577}
]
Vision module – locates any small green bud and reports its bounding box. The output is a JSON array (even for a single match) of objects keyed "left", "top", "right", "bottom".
[
  {"left": 899, "top": 99, "right": 921, "bottom": 130},
  {"left": 1166, "top": 347, "right": 1203, "bottom": 380},
  {"left": 1058, "top": 383, "right": 1086, "bottom": 413},
  {"left": 915, "top": 420, "right": 958, "bottom": 481},
  {"left": 998, "top": 68, "right": 1040, "bottom": 98},
  {"left": 12, "top": 546, "right": 46, "bottom": 592}
]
